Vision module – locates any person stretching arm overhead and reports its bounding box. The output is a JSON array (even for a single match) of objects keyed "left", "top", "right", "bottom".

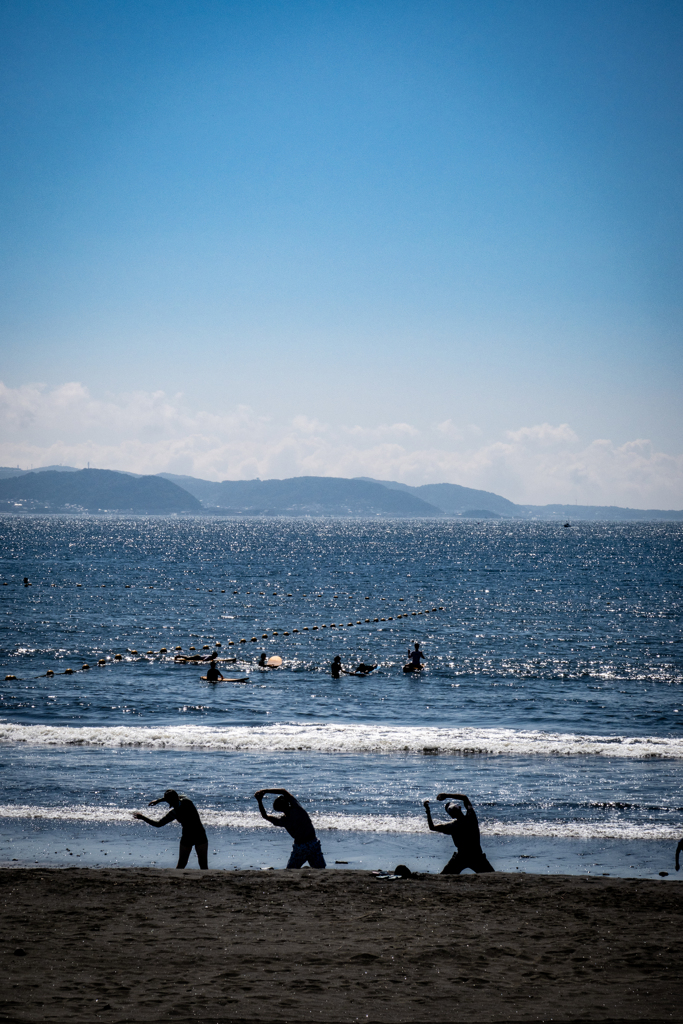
[
  {"left": 254, "top": 788, "right": 326, "bottom": 869},
  {"left": 422, "top": 793, "right": 494, "bottom": 874},
  {"left": 133, "top": 789, "right": 209, "bottom": 869}
]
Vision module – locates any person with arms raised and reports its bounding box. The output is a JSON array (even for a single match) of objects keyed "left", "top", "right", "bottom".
[
  {"left": 254, "top": 788, "right": 326, "bottom": 869},
  {"left": 133, "top": 789, "right": 209, "bottom": 869},
  {"left": 423, "top": 792, "right": 494, "bottom": 874}
]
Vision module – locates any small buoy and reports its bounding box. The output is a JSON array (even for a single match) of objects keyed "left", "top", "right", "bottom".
[
  {"left": 373, "top": 618, "right": 379, "bottom": 623},
  {"left": 130, "top": 649, "right": 138, "bottom": 655},
  {"left": 659, "top": 871, "right": 669, "bottom": 877},
  {"left": 125, "top": 585, "right": 130, "bottom": 588},
  {"left": 228, "top": 640, "right": 234, "bottom": 645},
  {"left": 215, "top": 642, "right": 221, "bottom": 647},
  {"left": 82, "top": 664, "right": 90, "bottom": 670},
  {"left": 114, "top": 654, "right": 122, "bottom": 660},
  {"left": 46, "top": 669, "right": 54, "bottom": 676},
  {"left": 64, "top": 668, "right": 74, "bottom": 675},
  {"left": 303, "top": 626, "right": 309, "bottom": 631},
  {"left": 293, "top": 628, "right": 299, "bottom": 633},
  {"left": 76, "top": 584, "right": 82, "bottom": 587},
  {"left": 251, "top": 637, "right": 257, "bottom": 642},
  {"left": 189, "top": 647, "right": 196, "bottom": 651},
  {"left": 262, "top": 634, "right": 269, "bottom": 639},
  {"left": 159, "top": 647, "right": 167, "bottom": 653},
  {"left": 175, "top": 646, "right": 182, "bottom": 651},
  {"left": 312, "top": 626, "right": 318, "bottom": 631},
  {"left": 98, "top": 659, "right": 106, "bottom": 666},
  {"left": 5, "top": 674, "right": 16, "bottom": 681},
  {"left": 203, "top": 645, "right": 210, "bottom": 649},
  {"left": 283, "top": 631, "right": 289, "bottom": 636},
  {"left": 239, "top": 638, "right": 246, "bottom": 643}
]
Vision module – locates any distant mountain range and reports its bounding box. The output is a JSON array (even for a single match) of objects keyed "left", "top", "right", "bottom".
[
  {"left": 0, "top": 469, "right": 201, "bottom": 513},
  {"left": 0, "top": 466, "right": 681, "bottom": 519}
]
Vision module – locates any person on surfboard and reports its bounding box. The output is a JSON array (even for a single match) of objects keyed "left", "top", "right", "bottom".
[
  {"left": 205, "top": 659, "right": 224, "bottom": 682},
  {"left": 404, "top": 642, "right": 426, "bottom": 672}
]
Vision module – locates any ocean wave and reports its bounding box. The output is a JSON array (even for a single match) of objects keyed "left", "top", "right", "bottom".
[
  {"left": 1, "top": 721, "right": 682, "bottom": 758},
  {"left": 0, "top": 803, "right": 678, "bottom": 841}
]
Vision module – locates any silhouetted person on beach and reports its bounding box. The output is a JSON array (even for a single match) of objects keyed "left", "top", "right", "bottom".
[
  {"left": 133, "top": 789, "right": 209, "bottom": 869},
  {"left": 254, "top": 788, "right": 326, "bottom": 868},
  {"left": 423, "top": 793, "right": 494, "bottom": 874},
  {"left": 676, "top": 838, "right": 683, "bottom": 871}
]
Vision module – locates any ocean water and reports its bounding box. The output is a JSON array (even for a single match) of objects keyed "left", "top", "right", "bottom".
[{"left": 1, "top": 516, "right": 681, "bottom": 877}]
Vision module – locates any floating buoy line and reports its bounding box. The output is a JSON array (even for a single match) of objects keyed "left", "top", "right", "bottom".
[{"left": 4, "top": 601, "right": 445, "bottom": 678}]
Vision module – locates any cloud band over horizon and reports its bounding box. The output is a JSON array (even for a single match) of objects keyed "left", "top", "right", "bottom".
[{"left": 1, "top": 381, "right": 681, "bottom": 509}]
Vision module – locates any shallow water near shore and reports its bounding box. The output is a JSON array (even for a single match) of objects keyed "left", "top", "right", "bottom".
[{"left": 1, "top": 515, "right": 681, "bottom": 876}]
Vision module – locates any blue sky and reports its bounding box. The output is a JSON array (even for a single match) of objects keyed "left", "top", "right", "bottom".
[{"left": 1, "top": 0, "right": 682, "bottom": 504}]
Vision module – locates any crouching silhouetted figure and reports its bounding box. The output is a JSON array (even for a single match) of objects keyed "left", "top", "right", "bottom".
[{"left": 423, "top": 793, "right": 494, "bottom": 874}]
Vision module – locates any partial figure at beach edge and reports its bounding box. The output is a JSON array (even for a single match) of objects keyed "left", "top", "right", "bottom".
[
  {"left": 133, "top": 789, "right": 209, "bottom": 869},
  {"left": 423, "top": 792, "right": 494, "bottom": 874},
  {"left": 255, "top": 787, "right": 326, "bottom": 869}
]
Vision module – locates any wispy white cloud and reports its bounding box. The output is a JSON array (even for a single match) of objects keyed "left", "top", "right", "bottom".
[{"left": 1, "top": 381, "right": 681, "bottom": 508}]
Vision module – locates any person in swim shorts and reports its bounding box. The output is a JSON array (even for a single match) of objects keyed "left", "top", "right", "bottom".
[
  {"left": 423, "top": 792, "right": 494, "bottom": 874},
  {"left": 133, "top": 789, "right": 209, "bottom": 869},
  {"left": 254, "top": 787, "right": 326, "bottom": 869}
]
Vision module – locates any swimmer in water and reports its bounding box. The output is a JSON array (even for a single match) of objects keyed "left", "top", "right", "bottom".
[
  {"left": 331, "top": 655, "right": 342, "bottom": 678},
  {"left": 254, "top": 788, "right": 326, "bottom": 869},
  {"left": 133, "top": 789, "right": 209, "bottom": 869}
]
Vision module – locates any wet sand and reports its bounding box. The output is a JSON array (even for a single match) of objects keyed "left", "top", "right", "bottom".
[{"left": 1, "top": 867, "right": 681, "bottom": 1023}]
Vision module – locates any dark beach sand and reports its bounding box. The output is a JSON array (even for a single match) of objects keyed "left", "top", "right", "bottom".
[{"left": 1, "top": 868, "right": 681, "bottom": 1023}]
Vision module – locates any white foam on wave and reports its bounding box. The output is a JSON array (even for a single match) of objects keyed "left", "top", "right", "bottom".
[
  {"left": 0, "top": 803, "right": 677, "bottom": 840},
  {"left": 1, "top": 721, "right": 682, "bottom": 759}
]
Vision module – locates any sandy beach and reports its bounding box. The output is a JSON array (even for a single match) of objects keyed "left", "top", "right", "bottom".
[{"left": 1, "top": 868, "right": 681, "bottom": 1023}]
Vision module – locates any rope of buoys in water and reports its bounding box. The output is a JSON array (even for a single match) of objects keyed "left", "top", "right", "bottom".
[{"left": 248, "top": 605, "right": 445, "bottom": 641}]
